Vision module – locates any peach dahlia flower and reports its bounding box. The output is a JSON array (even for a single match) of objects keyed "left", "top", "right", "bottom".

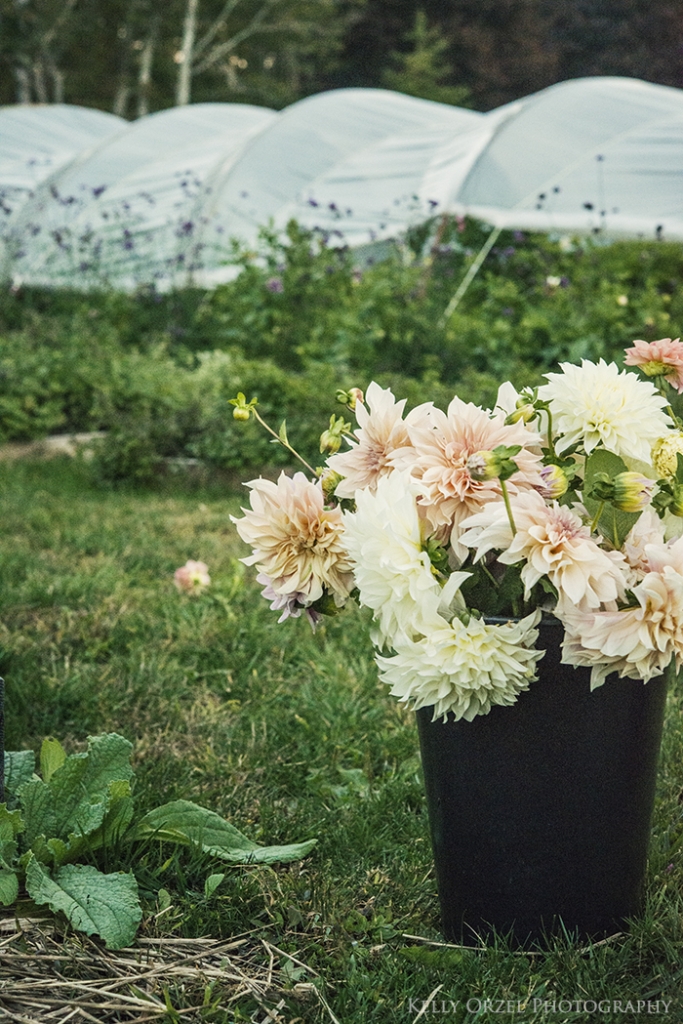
[
  {"left": 231, "top": 472, "right": 354, "bottom": 606},
  {"left": 392, "top": 396, "right": 544, "bottom": 560},
  {"left": 460, "top": 490, "right": 628, "bottom": 611},
  {"left": 327, "top": 381, "right": 424, "bottom": 498},
  {"left": 561, "top": 535, "right": 683, "bottom": 687}
]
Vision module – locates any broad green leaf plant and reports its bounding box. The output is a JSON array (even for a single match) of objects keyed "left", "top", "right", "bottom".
[{"left": 1, "top": 734, "right": 316, "bottom": 949}]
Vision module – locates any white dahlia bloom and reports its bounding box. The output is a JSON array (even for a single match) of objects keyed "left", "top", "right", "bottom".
[
  {"left": 391, "top": 396, "right": 544, "bottom": 561},
  {"left": 376, "top": 610, "right": 543, "bottom": 722},
  {"left": 537, "top": 359, "right": 671, "bottom": 462},
  {"left": 327, "top": 381, "right": 428, "bottom": 498},
  {"left": 342, "top": 471, "right": 444, "bottom": 646},
  {"left": 460, "top": 490, "right": 628, "bottom": 611},
  {"left": 231, "top": 472, "right": 354, "bottom": 606}
]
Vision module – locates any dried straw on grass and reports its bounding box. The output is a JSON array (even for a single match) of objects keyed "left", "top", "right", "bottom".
[{"left": 0, "top": 919, "right": 336, "bottom": 1023}]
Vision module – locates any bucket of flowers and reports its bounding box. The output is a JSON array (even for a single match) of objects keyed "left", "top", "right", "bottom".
[{"left": 231, "top": 338, "right": 683, "bottom": 945}]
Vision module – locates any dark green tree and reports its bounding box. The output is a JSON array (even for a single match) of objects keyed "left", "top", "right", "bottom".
[{"left": 381, "top": 10, "right": 471, "bottom": 106}]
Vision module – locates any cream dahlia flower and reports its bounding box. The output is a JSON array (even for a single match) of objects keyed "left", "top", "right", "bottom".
[
  {"left": 231, "top": 472, "right": 354, "bottom": 606},
  {"left": 392, "top": 396, "right": 544, "bottom": 561},
  {"left": 561, "top": 570, "right": 683, "bottom": 688},
  {"left": 341, "top": 471, "right": 445, "bottom": 647},
  {"left": 326, "top": 381, "right": 425, "bottom": 498},
  {"left": 376, "top": 610, "right": 543, "bottom": 722},
  {"left": 622, "top": 509, "right": 667, "bottom": 578},
  {"left": 460, "top": 491, "right": 628, "bottom": 611},
  {"left": 538, "top": 359, "right": 671, "bottom": 462}
]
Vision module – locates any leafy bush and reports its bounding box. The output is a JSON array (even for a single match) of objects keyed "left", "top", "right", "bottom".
[{"left": 1, "top": 216, "right": 681, "bottom": 480}]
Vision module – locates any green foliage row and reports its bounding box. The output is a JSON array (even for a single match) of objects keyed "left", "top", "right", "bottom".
[{"left": 0, "top": 218, "right": 681, "bottom": 481}]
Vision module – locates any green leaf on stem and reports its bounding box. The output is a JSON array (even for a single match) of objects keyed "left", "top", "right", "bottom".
[{"left": 583, "top": 449, "right": 640, "bottom": 548}]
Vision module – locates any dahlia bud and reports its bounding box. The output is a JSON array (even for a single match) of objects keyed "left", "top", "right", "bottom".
[
  {"left": 652, "top": 433, "right": 683, "bottom": 479},
  {"left": 320, "top": 429, "right": 341, "bottom": 455},
  {"left": 320, "top": 414, "right": 350, "bottom": 455},
  {"left": 467, "top": 444, "right": 521, "bottom": 483},
  {"left": 612, "top": 472, "right": 654, "bottom": 513},
  {"left": 506, "top": 402, "right": 537, "bottom": 425},
  {"left": 318, "top": 467, "right": 343, "bottom": 499},
  {"left": 336, "top": 387, "right": 364, "bottom": 410},
  {"left": 467, "top": 450, "right": 500, "bottom": 481},
  {"left": 539, "top": 463, "right": 569, "bottom": 499},
  {"left": 229, "top": 391, "right": 257, "bottom": 421}
]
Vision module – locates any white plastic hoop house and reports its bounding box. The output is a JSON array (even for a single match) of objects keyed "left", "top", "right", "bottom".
[{"left": 2, "top": 76, "right": 682, "bottom": 291}]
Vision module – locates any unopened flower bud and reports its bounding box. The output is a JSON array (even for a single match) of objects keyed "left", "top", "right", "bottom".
[
  {"left": 336, "top": 387, "right": 364, "bottom": 410},
  {"left": 539, "top": 463, "right": 569, "bottom": 499},
  {"left": 612, "top": 471, "right": 654, "bottom": 513},
  {"left": 652, "top": 433, "right": 683, "bottom": 479},
  {"left": 318, "top": 467, "right": 343, "bottom": 499},
  {"left": 467, "top": 444, "right": 521, "bottom": 483},
  {"left": 506, "top": 403, "right": 536, "bottom": 425},
  {"left": 467, "top": 450, "right": 500, "bottom": 481},
  {"left": 319, "top": 414, "right": 351, "bottom": 455},
  {"left": 229, "top": 391, "right": 257, "bottom": 421},
  {"left": 320, "top": 429, "right": 342, "bottom": 455}
]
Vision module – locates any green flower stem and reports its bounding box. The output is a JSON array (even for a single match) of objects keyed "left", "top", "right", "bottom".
[
  {"left": 545, "top": 406, "right": 557, "bottom": 458},
  {"left": 500, "top": 479, "right": 517, "bottom": 537},
  {"left": 252, "top": 408, "right": 317, "bottom": 475},
  {"left": 654, "top": 376, "right": 683, "bottom": 428},
  {"left": 590, "top": 500, "right": 606, "bottom": 534}
]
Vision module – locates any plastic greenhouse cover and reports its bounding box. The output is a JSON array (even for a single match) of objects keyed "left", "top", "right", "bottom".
[
  {"left": 1, "top": 103, "right": 277, "bottom": 291},
  {"left": 0, "top": 104, "right": 124, "bottom": 221},
  {"left": 2, "top": 76, "right": 683, "bottom": 291}
]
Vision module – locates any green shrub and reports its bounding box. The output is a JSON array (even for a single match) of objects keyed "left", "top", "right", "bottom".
[{"left": 1, "top": 217, "right": 681, "bottom": 482}]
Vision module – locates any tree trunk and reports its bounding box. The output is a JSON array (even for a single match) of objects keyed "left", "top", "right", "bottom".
[
  {"left": 14, "top": 67, "right": 32, "bottom": 104},
  {"left": 176, "top": 0, "right": 199, "bottom": 106},
  {"left": 113, "top": 83, "right": 131, "bottom": 117},
  {"left": 137, "top": 17, "right": 159, "bottom": 118},
  {"left": 50, "top": 63, "right": 65, "bottom": 104},
  {"left": 33, "top": 61, "right": 48, "bottom": 103}
]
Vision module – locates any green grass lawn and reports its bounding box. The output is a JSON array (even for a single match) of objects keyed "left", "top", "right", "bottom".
[{"left": 2, "top": 459, "right": 683, "bottom": 1023}]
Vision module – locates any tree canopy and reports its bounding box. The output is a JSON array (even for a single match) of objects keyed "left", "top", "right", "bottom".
[{"left": 0, "top": 0, "right": 681, "bottom": 114}]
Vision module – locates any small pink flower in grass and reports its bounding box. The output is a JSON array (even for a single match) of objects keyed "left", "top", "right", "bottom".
[
  {"left": 624, "top": 337, "right": 683, "bottom": 393},
  {"left": 174, "top": 560, "right": 211, "bottom": 594}
]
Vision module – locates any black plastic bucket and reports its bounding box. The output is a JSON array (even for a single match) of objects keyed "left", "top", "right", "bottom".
[{"left": 415, "top": 618, "right": 668, "bottom": 945}]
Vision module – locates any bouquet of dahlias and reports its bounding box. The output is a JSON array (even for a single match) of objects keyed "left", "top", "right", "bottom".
[{"left": 231, "top": 338, "right": 683, "bottom": 723}]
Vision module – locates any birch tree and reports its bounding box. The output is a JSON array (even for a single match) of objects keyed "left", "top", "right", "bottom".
[{"left": 173, "top": 0, "right": 363, "bottom": 106}]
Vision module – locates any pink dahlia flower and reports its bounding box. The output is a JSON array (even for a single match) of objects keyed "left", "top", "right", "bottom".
[
  {"left": 326, "top": 381, "right": 425, "bottom": 498},
  {"left": 393, "top": 396, "right": 544, "bottom": 561},
  {"left": 460, "top": 491, "right": 628, "bottom": 611},
  {"left": 624, "top": 337, "right": 683, "bottom": 393},
  {"left": 174, "top": 560, "right": 211, "bottom": 594}
]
